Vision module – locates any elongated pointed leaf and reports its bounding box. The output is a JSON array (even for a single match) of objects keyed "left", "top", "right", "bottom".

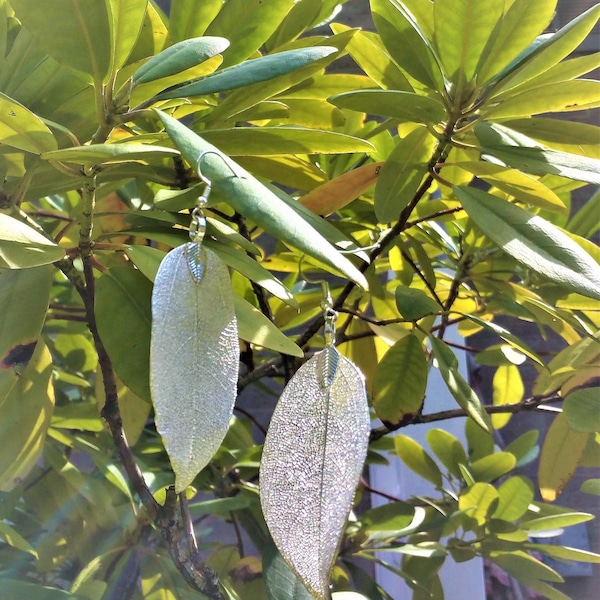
[
  {"left": 329, "top": 90, "right": 446, "bottom": 124},
  {"left": 433, "top": 0, "right": 504, "bottom": 84},
  {"left": 494, "top": 476, "right": 534, "bottom": 522},
  {"left": 169, "top": 0, "right": 222, "bottom": 41},
  {"left": 263, "top": 544, "right": 313, "bottom": 600},
  {"left": 395, "top": 285, "right": 441, "bottom": 320},
  {"left": 260, "top": 346, "right": 370, "bottom": 599},
  {"left": 0, "top": 213, "right": 64, "bottom": 269},
  {"left": 563, "top": 388, "right": 600, "bottom": 433},
  {"left": 539, "top": 413, "right": 589, "bottom": 502},
  {"left": 492, "top": 364, "right": 524, "bottom": 429},
  {"left": 155, "top": 47, "right": 336, "bottom": 99},
  {"left": 0, "top": 341, "right": 54, "bottom": 491},
  {"left": 132, "top": 37, "right": 230, "bottom": 84},
  {"left": 10, "top": 0, "right": 111, "bottom": 82},
  {"left": 42, "top": 143, "right": 179, "bottom": 165},
  {"left": 394, "top": 435, "right": 443, "bottom": 487},
  {"left": 107, "top": 0, "right": 147, "bottom": 75},
  {"left": 157, "top": 111, "right": 368, "bottom": 288},
  {"left": 456, "top": 186, "right": 600, "bottom": 300},
  {"left": 429, "top": 337, "right": 492, "bottom": 432},
  {"left": 0, "top": 93, "right": 57, "bottom": 154},
  {"left": 151, "top": 244, "right": 239, "bottom": 492},
  {"left": 375, "top": 126, "right": 436, "bottom": 223},
  {"left": 372, "top": 334, "right": 427, "bottom": 425}
]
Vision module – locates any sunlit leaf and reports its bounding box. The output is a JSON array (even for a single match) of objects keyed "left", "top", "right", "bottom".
[
  {"left": 0, "top": 521, "right": 38, "bottom": 557},
  {"left": 494, "top": 476, "right": 534, "bottom": 521},
  {"left": 492, "top": 365, "right": 524, "bottom": 429},
  {"left": 538, "top": 412, "right": 589, "bottom": 502},
  {"left": 396, "top": 435, "right": 443, "bottom": 487},
  {"left": 156, "top": 47, "right": 336, "bottom": 99},
  {"left": 426, "top": 428, "right": 468, "bottom": 479},
  {"left": 106, "top": 0, "right": 147, "bottom": 75},
  {"left": 457, "top": 186, "right": 600, "bottom": 300},
  {"left": 42, "top": 143, "right": 179, "bottom": 165},
  {"left": 470, "top": 452, "right": 516, "bottom": 483},
  {"left": 0, "top": 213, "right": 64, "bottom": 269},
  {"left": 151, "top": 244, "right": 239, "bottom": 492},
  {"left": 133, "top": 36, "right": 230, "bottom": 84},
  {"left": 0, "top": 341, "right": 54, "bottom": 491},
  {"left": 360, "top": 501, "right": 423, "bottom": 537},
  {"left": 157, "top": 110, "right": 368, "bottom": 288},
  {"left": 169, "top": 0, "right": 222, "bottom": 41},
  {"left": 459, "top": 482, "right": 499, "bottom": 525},
  {"left": 260, "top": 345, "right": 370, "bottom": 599}
]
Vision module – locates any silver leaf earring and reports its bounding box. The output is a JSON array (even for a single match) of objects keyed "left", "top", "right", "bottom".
[
  {"left": 259, "top": 272, "right": 371, "bottom": 599},
  {"left": 150, "top": 151, "right": 241, "bottom": 493}
]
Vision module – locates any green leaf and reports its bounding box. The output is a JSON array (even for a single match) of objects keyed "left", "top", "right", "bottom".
[
  {"left": 9, "top": 0, "right": 112, "bottom": 83},
  {"left": 372, "top": 334, "right": 427, "bottom": 425},
  {"left": 95, "top": 267, "right": 152, "bottom": 403},
  {"left": 494, "top": 476, "right": 534, "bottom": 521},
  {"left": 489, "top": 551, "right": 563, "bottom": 587},
  {"left": 394, "top": 435, "right": 442, "bottom": 487},
  {"left": 505, "top": 430, "right": 539, "bottom": 466},
  {"left": 0, "top": 580, "right": 76, "bottom": 599},
  {"left": 157, "top": 111, "right": 368, "bottom": 289},
  {"left": 456, "top": 186, "right": 600, "bottom": 300},
  {"left": 201, "top": 127, "right": 375, "bottom": 156},
  {"left": 0, "top": 213, "right": 64, "bottom": 269},
  {"left": 0, "top": 521, "right": 37, "bottom": 557},
  {"left": 234, "top": 295, "right": 303, "bottom": 358},
  {"left": 538, "top": 412, "right": 590, "bottom": 502},
  {"left": 169, "top": 0, "right": 222, "bottom": 41},
  {"left": 522, "top": 511, "right": 594, "bottom": 533},
  {"left": 0, "top": 265, "right": 52, "bottom": 399},
  {"left": 0, "top": 341, "right": 54, "bottom": 491},
  {"left": 484, "top": 80, "right": 600, "bottom": 120},
  {"left": 155, "top": 47, "right": 336, "bottom": 99},
  {"left": 106, "top": 0, "right": 147, "bottom": 75},
  {"left": 458, "top": 482, "right": 499, "bottom": 525},
  {"left": 426, "top": 428, "right": 468, "bottom": 479},
  {"left": 0, "top": 92, "right": 57, "bottom": 154},
  {"left": 330, "top": 25, "right": 412, "bottom": 91},
  {"left": 374, "top": 126, "right": 436, "bottom": 223},
  {"left": 371, "top": 0, "right": 444, "bottom": 90},
  {"left": 360, "top": 501, "right": 423, "bottom": 537},
  {"left": 492, "top": 3, "right": 600, "bottom": 94},
  {"left": 450, "top": 160, "right": 565, "bottom": 213},
  {"left": 205, "top": 0, "right": 296, "bottom": 68},
  {"left": 394, "top": 285, "right": 441, "bottom": 320},
  {"left": 42, "top": 143, "right": 179, "bottom": 165},
  {"left": 475, "top": 123, "right": 600, "bottom": 184},
  {"left": 433, "top": 0, "right": 504, "bottom": 84},
  {"left": 470, "top": 452, "right": 516, "bottom": 483},
  {"left": 329, "top": 90, "right": 446, "bottom": 124},
  {"left": 581, "top": 479, "right": 600, "bottom": 496},
  {"left": 528, "top": 543, "right": 600, "bottom": 564},
  {"left": 260, "top": 345, "right": 370, "bottom": 599},
  {"left": 132, "top": 36, "right": 230, "bottom": 84},
  {"left": 263, "top": 543, "right": 313, "bottom": 600},
  {"left": 151, "top": 244, "right": 239, "bottom": 492},
  {"left": 476, "top": 0, "right": 557, "bottom": 85},
  {"left": 492, "top": 364, "right": 524, "bottom": 429},
  {"left": 563, "top": 388, "right": 600, "bottom": 433},
  {"left": 429, "top": 337, "right": 492, "bottom": 432}
]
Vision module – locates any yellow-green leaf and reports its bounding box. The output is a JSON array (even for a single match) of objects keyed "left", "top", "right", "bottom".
[
  {"left": 394, "top": 435, "right": 442, "bottom": 487},
  {"left": 492, "top": 364, "right": 524, "bottom": 429},
  {"left": 539, "top": 412, "right": 590, "bottom": 502}
]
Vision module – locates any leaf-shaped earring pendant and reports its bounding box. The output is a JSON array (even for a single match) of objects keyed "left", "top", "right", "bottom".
[
  {"left": 260, "top": 297, "right": 370, "bottom": 599},
  {"left": 151, "top": 155, "right": 239, "bottom": 493}
]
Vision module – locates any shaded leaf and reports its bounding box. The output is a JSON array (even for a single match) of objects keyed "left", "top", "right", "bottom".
[
  {"left": 95, "top": 267, "right": 152, "bottom": 402},
  {"left": 133, "top": 36, "right": 230, "bottom": 84},
  {"left": 456, "top": 186, "right": 600, "bottom": 300},
  {"left": 9, "top": 0, "right": 111, "bottom": 82},
  {"left": 581, "top": 479, "right": 600, "bottom": 496},
  {"left": 151, "top": 244, "right": 239, "bottom": 492},
  {"left": 260, "top": 346, "right": 369, "bottom": 599},
  {"left": 426, "top": 428, "right": 468, "bottom": 479},
  {"left": 394, "top": 435, "right": 442, "bottom": 487},
  {"left": 169, "top": 0, "right": 222, "bottom": 41},
  {"left": 263, "top": 543, "right": 313, "bottom": 600},
  {"left": 372, "top": 334, "right": 427, "bottom": 425},
  {"left": 329, "top": 90, "right": 446, "bottom": 124},
  {"left": 538, "top": 413, "right": 589, "bottom": 502},
  {"left": 156, "top": 47, "right": 336, "bottom": 99},
  {"left": 563, "top": 388, "right": 600, "bottom": 433},
  {"left": 470, "top": 452, "right": 516, "bottom": 483},
  {"left": 394, "top": 285, "right": 440, "bottom": 320},
  {"left": 360, "top": 501, "right": 422, "bottom": 537},
  {"left": 375, "top": 126, "right": 436, "bottom": 223},
  {"left": 429, "top": 337, "right": 492, "bottom": 432},
  {"left": 0, "top": 213, "right": 64, "bottom": 269},
  {"left": 157, "top": 111, "right": 368, "bottom": 288}
]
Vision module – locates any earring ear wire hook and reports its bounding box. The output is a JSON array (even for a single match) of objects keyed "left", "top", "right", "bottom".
[{"left": 196, "top": 150, "right": 242, "bottom": 205}]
